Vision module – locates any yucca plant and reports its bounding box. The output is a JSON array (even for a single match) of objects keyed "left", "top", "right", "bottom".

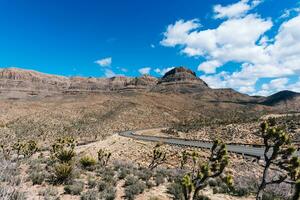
[
  {"left": 80, "top": 155, "right": 97, "bottom": 169},
  {"left": 54, "top": 163, "right": 73, "bottom": 183},
  {"left": 56, "top": 149, "right": 75, "bottom": 163}
]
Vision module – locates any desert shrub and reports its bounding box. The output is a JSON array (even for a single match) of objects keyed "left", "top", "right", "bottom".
[
  {"left": 51, "top": 137, "right": 76, "bottom": 163},
  {"left": 135, "top": 167, "right": 152, "bottom": 182},
  {"left": 29, "top": 171, "right": 45, "bottom": 185},
  {"left": 195, "top": 195, "right": 210, "bottom": 200},
  {"left": 124, "top": 180, "right": 146, "bottom": 200},
  {"left": 0, "top": 185, "right": 26, "bottom": 200},
  {"left": 154, "top": 171, "right": 165, "bottom": 186},
  {"left": 98, "top": 180, "right": 108, "bottom": 192},
  {"left": 118, "top": 167, "right": 130, "bottom": 180},
  {"left": 64, "top": 181, "right": 84, "bottom": 195},
  {"left": 87, "top": 177, "right": 97, "bottom": 189},
  {"left": 80, "top": 155, "right": 96, "bottom": 169},
  {"left": 38, "top": 186, "right": 59, "bottom": 200},
  {"left": 100, "top": 186, "right": 116, "bottom": 200},
  {"left": 55, "top": 149, "right": 75, "bottom": 163},
  {"left": 54, "top": 163, "right": 73, "bottom": 183},
  {"left": 0, "top": 159, "right": 20, "bottom": 184},
  {"left": 12, "top": 140, "right": 39, "bottom": 159},
  {"left": 99, "top": 167, "right": 116, "bottom": 186},
  {"left": 167, "top": 182, "right": 185, "bottom": 200},
  {"left": 80, "top": 190, "right": 100, "bottom": 200},
  {"left": 124, "top": 175, "right": 138, "bottom": 187},
  {"left": 146, "top": 180, "right": 155, "bottom": 188},
  {"left": 233, "top": 187, "right": 250, "bottom": 197},
  {"left": 262, "top": 192, "right": 282, "bottom": 200}
]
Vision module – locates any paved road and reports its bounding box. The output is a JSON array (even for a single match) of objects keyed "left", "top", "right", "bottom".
[{"left": 119, "top": 131, "right": 300, "bottom": 158}]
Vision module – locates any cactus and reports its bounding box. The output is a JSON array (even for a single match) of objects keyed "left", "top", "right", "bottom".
[
  {"left": 181, "top": 140, "right": 230, "bottom": 200},
  {"left": 148, "top": 145, "right": 167, "bottom": 170},
  {"left": 97, "top": 149, "right": 111, "bottom": 167},
  {"left": 256, "top": 119, "right": 299, "bottom": 200}
]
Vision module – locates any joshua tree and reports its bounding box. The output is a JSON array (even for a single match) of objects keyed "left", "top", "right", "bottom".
[
  {"left": 180, "top": 150, "right": 189, "bottom": 170},
  {"left": 97, "top": 149, "right": 112, "bottom": 166},
  {"left": 256, "top": 119, "right": 299, "bottom": 200},
  {"left": 148, "top": 144, "right": 167, "bottom": 170},
  {"left": 181, "top": 140, "right": 231, "bottom": 200}
]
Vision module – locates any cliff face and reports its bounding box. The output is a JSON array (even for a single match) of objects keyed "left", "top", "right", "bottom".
[{"left": 0, "top": 67, "right": 207, "bottom": 92}]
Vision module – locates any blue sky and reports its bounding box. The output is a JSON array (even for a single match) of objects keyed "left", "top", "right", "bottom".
[{"left": 0, "top": 0, "right": 300, "bottom": 95}]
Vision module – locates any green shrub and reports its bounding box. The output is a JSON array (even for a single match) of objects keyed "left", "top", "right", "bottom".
[
  {"left": 118, "top": 168, "right": 130, "bottom": 180},
  {"left": 64, "top": 181, "right": 84, "bottom": 195},
  {"left": 80, "top": 190, "right": 100, "bottom": 200},
  {"left": 135, "top": 168, "right": 152, "bottom": 182},
  {"left": 100, "top": 186, "right": 116, "bottom": 200},
  {"left": 39, "top": 186, "right": 59, "bottom": 200},
  {"left": 56, "top": 149, "right": 75, "bottom": 163},
  {"left": 124, "top": 175, "right": 138, "bottom": 187},
  {"left": 29, "top": 171, "right": 45, "bottom": 185},
  {"left": 195, "top": 195, "right": 210, "bottom": 200},
  {"left": 54, "top": 163, "right": 73, "bottom": 183},
  {"left": 87, "top": 177, "right": 97, "bottom": 189},
  {"left": 124, "top": 180, "right": 146, "bottom": 200},
  {"left": 154, "top": 173, "right": 165, "bottom": 186},
  {"left": 80, "top": 155, "right": 96, "bottom": 169},
  {"left": 98, "top": 180, "right": 107, "bottom": 192},
  {"left": 167, "top": 182, "right": 184, "bottom": 200}
]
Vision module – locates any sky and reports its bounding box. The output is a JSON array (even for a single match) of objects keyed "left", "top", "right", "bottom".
[{"left": 0, "top": 0, "right": 300, "bottom": 96}]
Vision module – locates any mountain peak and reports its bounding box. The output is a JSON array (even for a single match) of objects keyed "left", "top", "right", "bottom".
[{"left": 158, "top": 66, "right": 208, "bottom": 87}]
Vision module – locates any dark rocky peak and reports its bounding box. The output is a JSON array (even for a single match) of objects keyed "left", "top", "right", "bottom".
[{"left": 158, "top": 66, "right": 208, "bottom": 87}]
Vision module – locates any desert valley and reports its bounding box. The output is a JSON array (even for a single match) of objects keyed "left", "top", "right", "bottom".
[{"left": 0, "top": 66, "right": 300, "bottom": 200}]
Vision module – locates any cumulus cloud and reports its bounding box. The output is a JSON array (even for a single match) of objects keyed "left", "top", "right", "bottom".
[
  {"left": 138, "top": 67, "right": 151, "bottom": 75},
  {"left": 160, "top": 0, "right": 300, "bottom": 94},
  {"left": 214, "top": 0, "right": 261, "bottom": 19},
  {"left": 95, "top": 57, "right": 112, "bottom": 67},
  {"left": 154, "top": 67, "right": 175, "bottom": 76}
]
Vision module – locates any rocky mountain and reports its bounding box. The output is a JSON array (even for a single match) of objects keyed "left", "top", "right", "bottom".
[{"left": 0, "top": 67, "right": 299, "bottom": 111}]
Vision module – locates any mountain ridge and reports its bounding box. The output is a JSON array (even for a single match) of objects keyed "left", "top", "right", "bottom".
[{"left": 0, "top": 67, "right": 299, "bottom": 110}]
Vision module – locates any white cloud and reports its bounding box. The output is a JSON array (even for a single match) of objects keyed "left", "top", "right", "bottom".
[
  {"left": 95, "top": 57, "right": 112, "bottom": 67},
  {"left": 104, "top": 69, "right": 116, "bottom": 77},
  {"left": 280, "top": 7, "right": 300, "bottom": 19},
  {"left": 213, "top": 0, "right": 262, "bottom": 19},
  {"left": 261, "top": 78, "right": 289, "bottom": 91},
  {"left": 150, "top": 44, "right": 155, "bottom": 48},
  {"left": 160, "top": 19, "right": 200, "bottom": 47},
  {"left": 138, "top": 67, "right": 151, "bottom": 75},
  {"left": 198, "top": 60, "right": 222, "bottom": 74},
  {"left": 154, "top": 67, "right": 175, "bottom": 76},
  {"left": 160, "top": 0, "right": 300, "bottom": 94}
]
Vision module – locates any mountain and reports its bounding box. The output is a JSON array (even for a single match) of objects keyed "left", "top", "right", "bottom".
[
  {"left": 0, "top": 67, "right": 299, "bottom": 112},
  {"left": 261, "top": 90, "right": 300, "bottom": 108}
]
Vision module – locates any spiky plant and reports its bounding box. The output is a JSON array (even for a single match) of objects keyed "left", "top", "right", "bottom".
[
  {"left": 181, "top": 140, "right": 231, "bottom": 200},
  {"left": 54, "top": 163, "right": 73, "bottom": 183},
  {"left": 148, "top": 144, "right": 167, "bottom": 170},
  {"left": 256, "top": 119, "right": 299, "bottom": 200},
  {"left": 97, "top": 149, "right": 111, "bottom": 167},
  {"left": 80, "top": 155, "right": 97, "bottom": 169}
]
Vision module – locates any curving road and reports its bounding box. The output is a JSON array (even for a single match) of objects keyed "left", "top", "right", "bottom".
[{"left": 119, "top": 131, "right": 300, "bottom": 159}]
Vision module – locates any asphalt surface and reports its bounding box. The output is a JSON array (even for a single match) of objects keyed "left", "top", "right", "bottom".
[{"left": 119, "top": 131, "right": 300, "bottom": 158}]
